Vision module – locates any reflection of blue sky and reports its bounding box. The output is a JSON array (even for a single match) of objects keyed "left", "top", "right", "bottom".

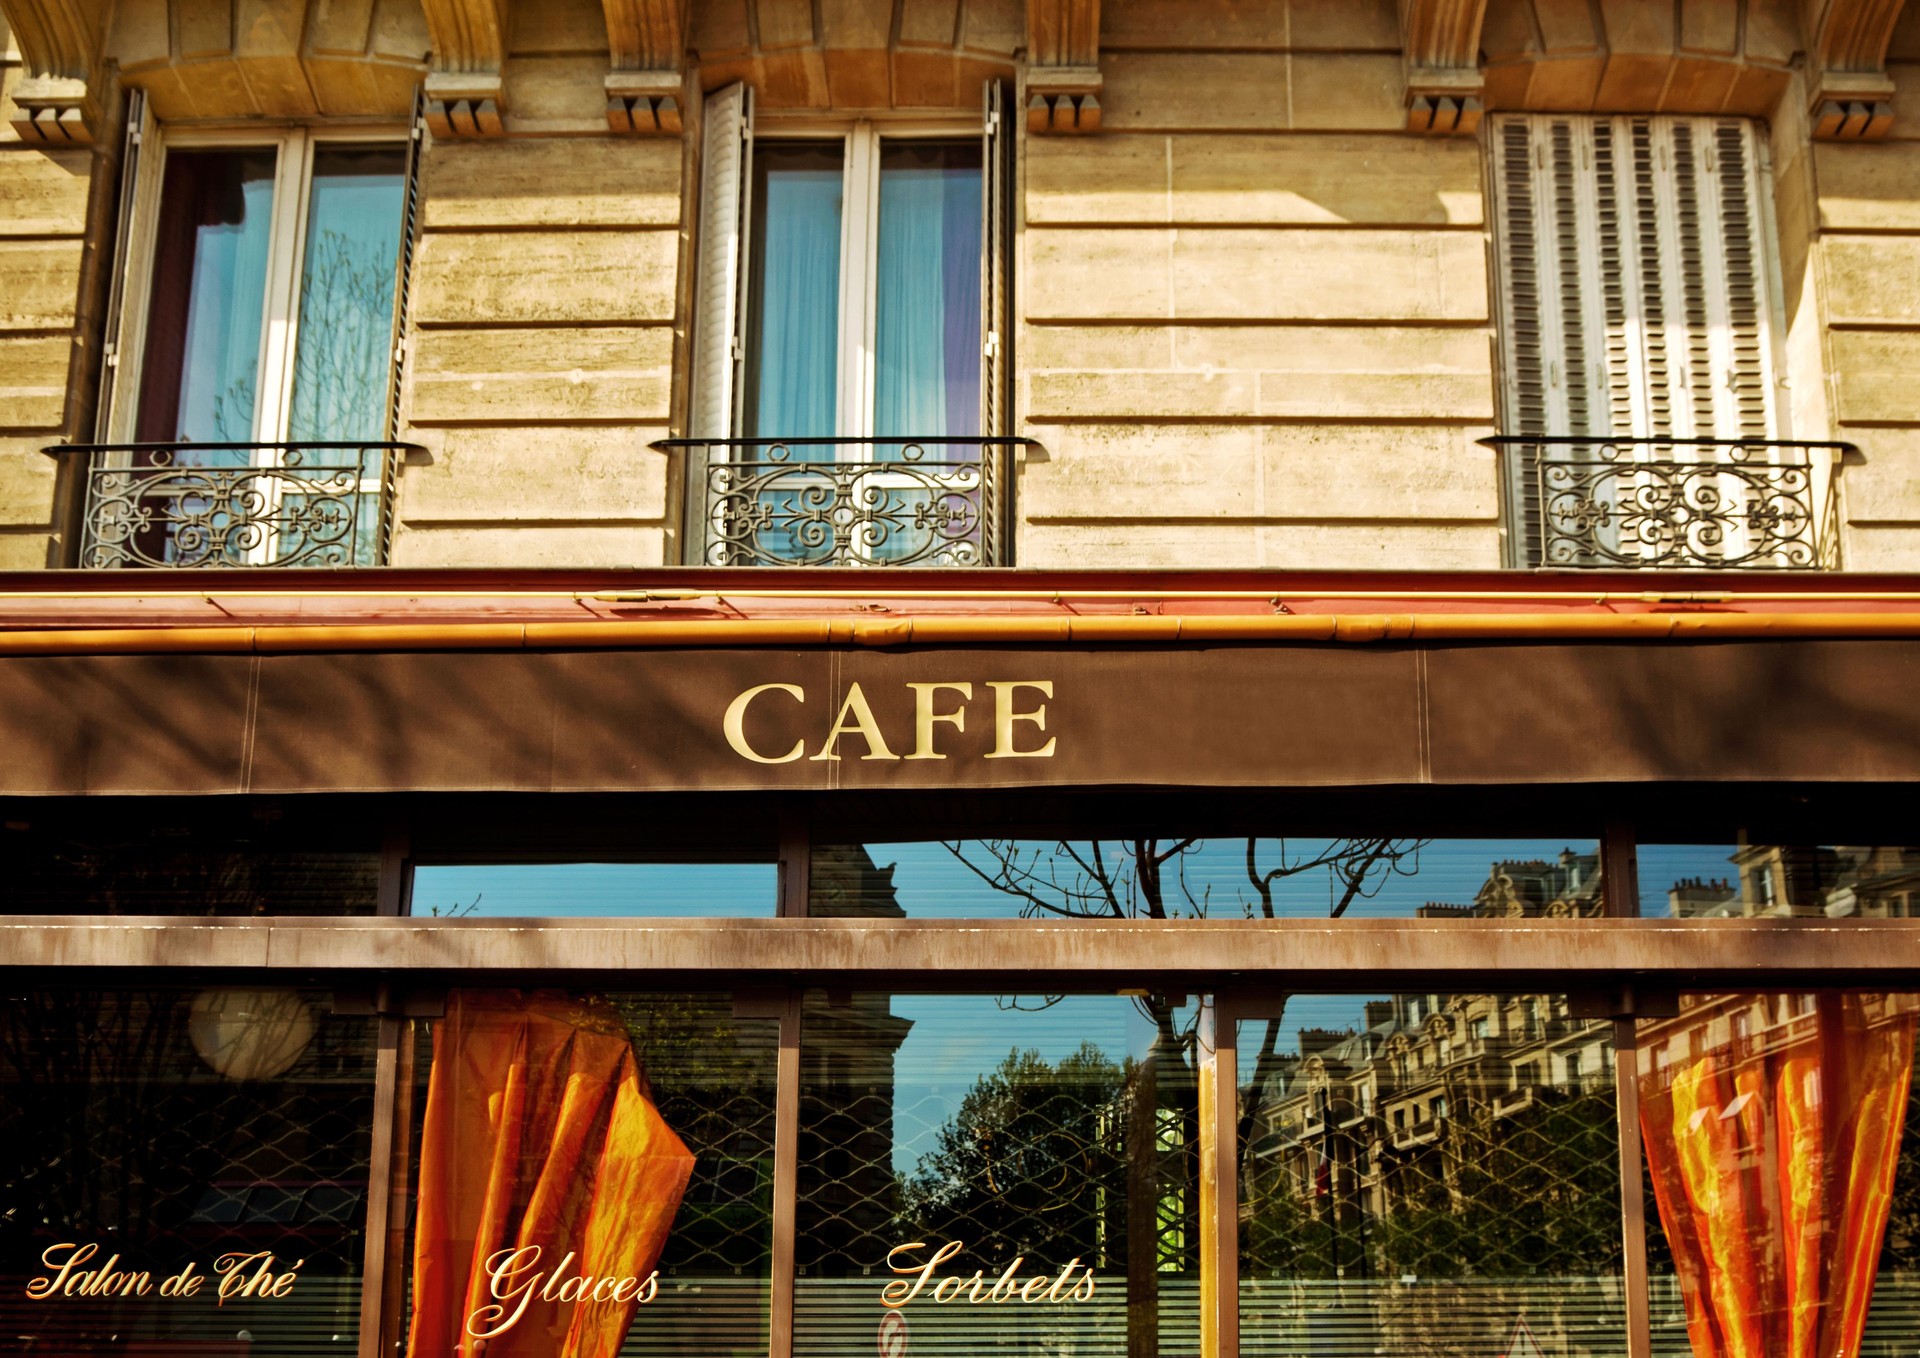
[
  {"left": 886, "top": 994, "right": 1180, "bottom": 1177},
  {"left": 1635, "top": 844, "right": 1741, "bottom": 917},
  {"left": 865, "top": 839, "right": 1596, "bottom": 920},
  {"left": 410, "top": 862, "right": 776, "bottom": 918}
]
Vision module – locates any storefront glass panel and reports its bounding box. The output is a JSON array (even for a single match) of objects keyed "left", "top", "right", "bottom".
[
  {"left": 401, "top": 990, "right": 776, "bottom": 1357},
  {"left": 795, "top": 991, "right": 1201, "bottom": 1356},
  {"left": 812, "top": 839, "right": 1606, "bottom": 919},
  {"left": 1237, "top": 993, "right": 1626, "bottom": 1356},
  {"left": 0, "top": 988, "right": 378, "bottom": 1355},
  {"left": 1637, "top": 844, "right": 1920, "bottom": 918},
  {"left": 1637, "top": 992, "right": 1920, "bottom": 1356},
  {"left": 408, "top": 863, "right": 778, "bottom": 917},
  {"left": 1, "top": 822, "right": 380, "bottom": 915}
]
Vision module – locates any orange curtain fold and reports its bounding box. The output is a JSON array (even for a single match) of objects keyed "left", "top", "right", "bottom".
[
  {"left": 1639, "top": 993, "right": 1917, "bottom": 1358},
  {"left": 407, "top": 991, "right": 697, "bottom": 1358}
]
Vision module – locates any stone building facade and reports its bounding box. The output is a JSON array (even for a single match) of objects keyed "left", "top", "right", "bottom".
[{"left": 7, "top": 0, "right": 1920, "bottom": 572}]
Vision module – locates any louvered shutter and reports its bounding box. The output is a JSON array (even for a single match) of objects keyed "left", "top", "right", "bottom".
[
  {"left": 374, "top": 85, "right": 429, "bottom": 565},
  {"left": 979, "top": 78, "right": 1012, "bottom": 562},
  {"left": 690, "top": 83, "right": 753, "bottom": 439},
  {"left": 94, "top": 88, "right": 152, "bottom": 442},
  {"left": 1491, "top": 115, "right": 1781, "bottom": 565}
]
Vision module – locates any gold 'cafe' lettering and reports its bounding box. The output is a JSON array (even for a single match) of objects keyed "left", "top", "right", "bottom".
[
  {"left": 724, "top": 681, "right": 1058, "bottom": 764},
  {"left": 880, "top": 1240, "right": 1096, "bottom": 1307}
]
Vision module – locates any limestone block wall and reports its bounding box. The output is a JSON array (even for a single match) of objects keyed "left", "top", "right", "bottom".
[
  {"left": 395, "top": 134, "right": 682, "bottom": 566},
  {"left": 1014, "top": 0, "right": 1500, "bottom": 570},
  {"left": 392, "top": 0, "right": 682, "bottom": 568},
  {"left": 1808, "top": 8, "right": 1920, "bottom": 569},
  {"left": 0, "top": 15, "right": 81, "bottom": 568}
]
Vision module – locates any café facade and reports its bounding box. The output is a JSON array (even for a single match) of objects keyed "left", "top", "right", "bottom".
[
  {"left": 2, "top": 571, "right": 1920, "bottom": 1358},
  {"left": 5, "top": 0, "right": 1920, "bottom": 1353}
]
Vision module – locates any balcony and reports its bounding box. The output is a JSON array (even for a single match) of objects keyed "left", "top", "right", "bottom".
[
  {"left": 1484, "top": 437, "right": 1849, "bottom": 570},
  {"left": 47, "top": 442, "right": 421, "bottom": 569},
  {"left": 659, "top": 437, "right": 1026, "bottom": 568}
]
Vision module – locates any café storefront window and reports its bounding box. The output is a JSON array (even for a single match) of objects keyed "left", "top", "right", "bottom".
[
  {"left": 1, "top": 989, "right": 378, "bottom": 1355},
  {"left": 5, "top": 846, "right": 1920, "bottom": 1357}
]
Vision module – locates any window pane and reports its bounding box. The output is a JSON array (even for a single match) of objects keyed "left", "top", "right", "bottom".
[
  {"left": 0, "top": 818, "right": 381, "bottom": 915},
  {"left": 136, "top": 148, "right": 278, "bottom": 447},
  {"left": 1640, "top": 842, "right": 1920, "bottom": 918},
  {"left": 286, "top": 145, "right": 405, "bottom": 444},
  {"left": 1637, "top": 993, "right": 1920, "bottom": 1355},
  {"left": 796, "top": 992, "right": 1200, "bottom": 1357},
  {"left": 1239, "top": 993, "right": 1625, "bottom": 1355},
  {"left": 812, "top": 839, "right": 1606, "bottom": 919},
  {"left": 874, "top": 140, "right": 981, "bottom": 443},
  {"left": 745, "top": 142, "right": 842, "bottom": 440},
  {"left": 402, "top": 990, "right": 776, "bottom": 1357},
  {"left": 409, "top": 861, "right": 777, "bottom": 917},
  {"left": 0, "top": 989, "right": 378, "bottom": 1355}
]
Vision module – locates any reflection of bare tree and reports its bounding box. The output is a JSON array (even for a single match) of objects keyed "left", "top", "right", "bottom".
[
  {"left": 287, "top": 226, "right": 396, "bottom": 442},
  {"left": 945, "top": 837, "right": 1427, "bottom": 1357}
]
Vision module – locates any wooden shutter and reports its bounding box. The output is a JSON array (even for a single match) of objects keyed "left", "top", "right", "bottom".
[
  {"left": 690, "top": 83, "right": 753, "bottom": 439},
  {"left": 1490, "top": 115, "right": 1782, "bottom": 563},
  {"left": 979, "top": 78, "right": 1013, "bottom": 562},
  {"left": 94, "top": 88, "right": 151, "bottom": 442}
]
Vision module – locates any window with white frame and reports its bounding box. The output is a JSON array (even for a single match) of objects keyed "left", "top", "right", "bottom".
[
  {"left": 88, "top": 106, "right": 413, "bottom": 567},
  {"left": 683, "top": 83, "right": 1011, "bottom": 567},
  {"left": 1488, "top": 115, "right": 1816, "bottom": 569},
  {"left": 692, "top": 85, "right": 1007, "bottom": 444}
]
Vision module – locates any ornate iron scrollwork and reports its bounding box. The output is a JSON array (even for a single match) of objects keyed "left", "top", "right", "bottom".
[
  {"left": 667, "top": 438, "right": 1022, "bottom": 568},
  {"left": 1481, "top": 437, "right": 1847, "bottom": 570},
  {"left": 53, "top": 443, "right": 420, "bottom": 569}
]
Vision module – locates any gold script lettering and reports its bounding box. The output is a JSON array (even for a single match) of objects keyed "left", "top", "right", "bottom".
[
  {"left": 465, "top": 1244, "right": 660, "bottom": 1341},
  {"left": 985, "top": 681, "right": 1057, "bottom": 759},
  {"left": 905, "top": 682, "right": 972, "bottom": 760},
  {"left": 723, "top": 683, "right": 807, "bottom": 764},
  {"left": 880, "top": 1240, "right": 965, "bottom": 1308},
  {"left": 876, "top": 1241, "right": 1092, "bottom": 1307},
  {"left": 810, "top": 683, "right": 900, "bottom": 762}
]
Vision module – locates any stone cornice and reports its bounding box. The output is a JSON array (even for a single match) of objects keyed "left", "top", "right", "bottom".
[
  {"left": 1026, "top": 0, "right": 1100, "bottom": 133},
  {"left": 420, "top": 0, "right": 508, "bottom": 136},
  {"left": 1400, "top": 0, "right": 1487, "bottom": 134},
  {"left": 600, "top": 0, "right": 685, "bottom": 134},
  {"left": 0, "top": 0, "right": 104, "bottom": 143},
  {"left": 1804, "top": 0, "right": 1908, "bottom": 139}
]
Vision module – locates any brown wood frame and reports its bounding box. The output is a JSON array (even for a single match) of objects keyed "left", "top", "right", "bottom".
[{"left": 7, "top": 817, "right": 1920, "bottom": 1358}]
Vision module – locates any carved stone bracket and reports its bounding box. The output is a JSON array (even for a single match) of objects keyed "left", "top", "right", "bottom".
[
  {"left": 1804, "top": 0, "right": 1907, "bottom": 139},
  {"left": 0, "top": 0, "right": 104, "bottom": 143},
  {"left": 1400, "top": 0, "right": 1488, "bottom": 134},
  {"left": 601, "top": 0, "right": 684, "bottom": 134},
  {"left": 419, "top": 0, "right": 509, "bottom": 136},
  {"left": 1026, "top": 0, "right": 1100, "bottom": 134}
]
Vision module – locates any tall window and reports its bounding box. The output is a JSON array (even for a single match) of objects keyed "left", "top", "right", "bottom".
[
  {"left": 94, "top": 122, "right": 411, "bottom": 567},
  {"left": 685, "top": 85, "right": 1011, "bottom": 567},
  {"left": 694, "top": 90, "right": 998, "bottom": 444},
  {"left": 132, "top": 138, "right": 406, "bottom": 445},
  {"left": 1488, "top": 115, "right": 1813, "bottom": 568}
]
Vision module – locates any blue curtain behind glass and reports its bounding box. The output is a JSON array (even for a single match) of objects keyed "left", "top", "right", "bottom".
[
  {"left": 748, "top": 146, "right": 843, "bottom": 441},
  {"left": 875, "top": 142, "right": 982, "bottom": 452}
]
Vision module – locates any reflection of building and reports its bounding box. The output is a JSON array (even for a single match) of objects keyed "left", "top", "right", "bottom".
[
  {"left": 1243, "top": 990, "right": 1611, "bottom": 1245},
  {"left": 1415, "top": 850, "right": 1604, "bottom": 920},
  {"left": 1243, "top": 853, "right": 1613, "bottom": 1267},
  {"left": 1666, "top": 845, "right": 1920, "bottom": 918}
]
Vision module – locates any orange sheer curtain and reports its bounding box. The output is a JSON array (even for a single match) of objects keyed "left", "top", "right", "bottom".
[
  {"left": 1639, "top": 993, "right": 1916, "bottom": 1358},
  {"left": 407, "top": 991, "right": 696, "bottom": 1358}
]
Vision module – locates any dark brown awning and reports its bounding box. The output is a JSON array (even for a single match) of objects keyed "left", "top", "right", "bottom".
[{"left": 1, "top": 638, "right": 1916, "bottom": 795}]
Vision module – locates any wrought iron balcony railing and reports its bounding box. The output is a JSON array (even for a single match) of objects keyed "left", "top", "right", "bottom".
[
  {"left": 43, "top": 442, "right": 422, "bottom": 569},
  {"left": 655, "top": 437, "right": 1028, "bottom": 568},
  {"left": 1483, "top": 436, "right": 1849, "bottom": 570}
]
